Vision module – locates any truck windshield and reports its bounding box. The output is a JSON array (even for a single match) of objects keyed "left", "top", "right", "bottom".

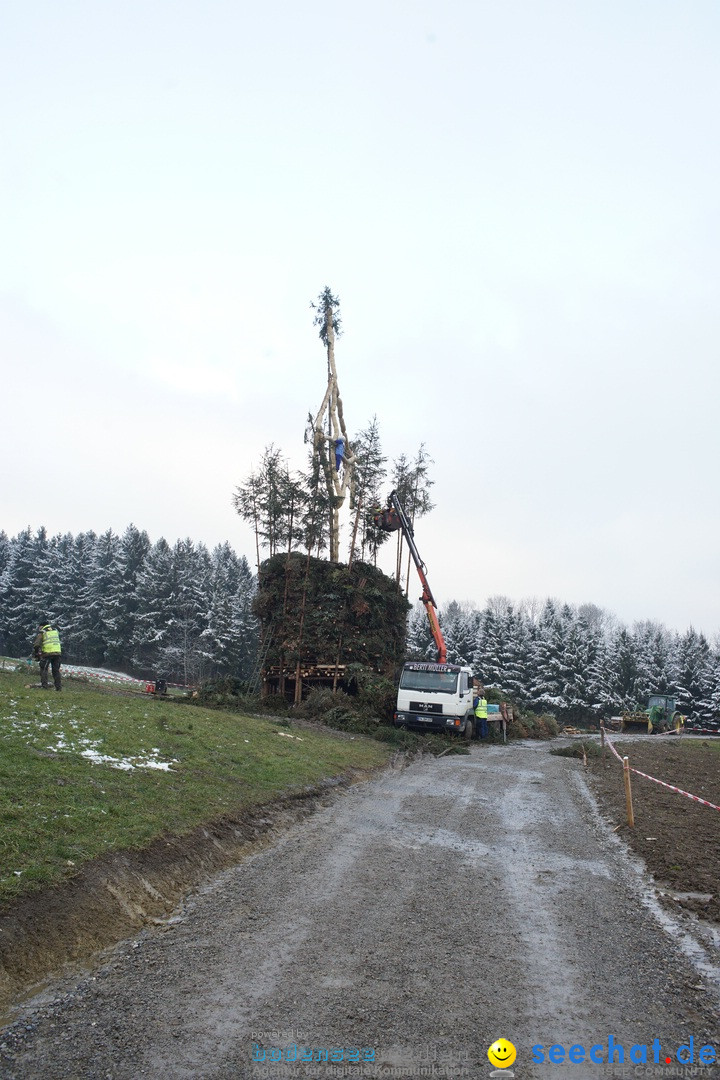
[{"left": 399, "top": 669, "right": 458, "bottom": 694}]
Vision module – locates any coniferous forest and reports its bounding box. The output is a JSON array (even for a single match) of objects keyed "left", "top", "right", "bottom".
[
  {"left": 407, "top": 598, "right": 720, "bottom": 727},
  {"left": 0, "top": 526, "right": 257, "bottom": 685},
  {"left": 1, "top": 525, "right": 719, "bottom": 726}
]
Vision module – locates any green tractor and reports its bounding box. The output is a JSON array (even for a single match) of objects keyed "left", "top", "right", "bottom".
[{"left": 621, "top": 694, "right": 682, "bottom": 734}]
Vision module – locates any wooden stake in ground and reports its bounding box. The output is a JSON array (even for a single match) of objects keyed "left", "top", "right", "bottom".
[
  {"left": 623, "top": 754, "right": 635, "bottom": 827},
  {"left": 311, "top": 287, "right": 356, "bottom": 563}
]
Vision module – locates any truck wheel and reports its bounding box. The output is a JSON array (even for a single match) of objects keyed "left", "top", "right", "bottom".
[{"left": 464, "top": 718, "right": 474, "bottom": 741}]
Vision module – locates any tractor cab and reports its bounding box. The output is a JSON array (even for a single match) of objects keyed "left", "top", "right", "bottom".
[
  {"left": 621, "top": 694, "right": 679, "bottom": 733},
  {"left": 647, "top": 695, "right": 677, "bottom": 733}
]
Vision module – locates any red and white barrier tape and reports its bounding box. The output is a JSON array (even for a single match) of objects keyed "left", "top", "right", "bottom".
[
  {"left": 601, "top": 727, "right": 720, "bottom": 813},
  {"left": 604, "top": 735, "right": 625, "bottom": 764},
  {"left": 626, "top": 766, "right": 720, "bottom": 812}
]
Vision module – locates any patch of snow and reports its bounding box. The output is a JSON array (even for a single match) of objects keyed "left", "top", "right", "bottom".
[{"left": 78, "top": 746, "right": 177, "bottom": 771}]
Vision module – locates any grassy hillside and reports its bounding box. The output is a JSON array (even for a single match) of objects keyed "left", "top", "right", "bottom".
[{"left": 0, "top": 669, "right": 391, "bottom": 906}]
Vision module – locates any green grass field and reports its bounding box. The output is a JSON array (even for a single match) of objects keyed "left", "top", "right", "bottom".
[{"left": 0, "top": 668, "right": 391, "bottom": 906}]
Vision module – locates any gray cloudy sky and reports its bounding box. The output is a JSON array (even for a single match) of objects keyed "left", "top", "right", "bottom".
[{"left": 2, "top": 1, "right": 719, "bottom": 636}]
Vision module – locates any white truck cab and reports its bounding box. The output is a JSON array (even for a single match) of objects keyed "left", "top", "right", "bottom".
[{"left": 394, "top": 661, "right": 476, "bottom": 737}]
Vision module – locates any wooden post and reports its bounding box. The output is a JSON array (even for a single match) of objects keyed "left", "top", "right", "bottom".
[
  {"left": 623, "top": 755, "right": 635, "bottom": 827},
  {"left": 500, "top": 702, "right": 508, "bottom": 744},
  {"left": 601, "top": 723, "right": 606, "bottom": 766}
]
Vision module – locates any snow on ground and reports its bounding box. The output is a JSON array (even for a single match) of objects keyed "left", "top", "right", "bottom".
[
  {"left": 61, "top": 664, "right": 149, "bottom": 689},
  {"left": 2, "top": 697, "right": 177, "bottom": 772},
  {"left": 1, "top": 657, "right": 149, "bottom": 688}
]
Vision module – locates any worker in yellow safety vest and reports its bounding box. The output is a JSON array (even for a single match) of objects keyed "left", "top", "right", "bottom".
[
  {"left": 33, "top": 622, "right": 62, "bottom": 691},
  {"left": 473, "top": 683, "right": 488, "bottom": 739}
]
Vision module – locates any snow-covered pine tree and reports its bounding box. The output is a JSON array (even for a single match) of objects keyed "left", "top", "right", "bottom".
[
  {"left": 77, "top": 529, "right": 122, "bottom": 666},
  {"left": 438, "top": 601, "right": 478, "bottom": 667},
  {"left": 672, "top": 627, "right": 711, "bottom": 719},
  {"left": 0, "top": 528, "right": 48, "bottom": 656},
  {"left": 101, "top": 525, "right": 152, "bottom": 668},
  {"left": 527, "top": 599, "right": 565, "bottom": 713},
  {"left": 133, "top": 537, "right": 176, "bottom": 673},
  {"left": 154, "top": 539, "right": 212, "bottom": 685},
  {"left": 498, "top": 605, "right": 533, "bottom": 703},
  {"left": 406, "top": 601, "right": 435, "bottom": 660},
  {"left": 602, "top": 626, "right": 641, "bottom": 711},
  {"left": 554, "top": 611, "right": 601, "bottom": 725},
  {"left": 632, "top": 621, "right": 674, "bottom": 702},
  {"left": 60, "top": 531, "right": 98, "bottom": 663},
  {"left": 229, "top": 554, "right": 259, "bottom": 681},
  {"left": 700, "top": 645, "right": 720, "bottom": 729},
  {"left": 473, "top": 606, "right": 505, "bottom": 690},
  {"left": 202, "top": 544, "right": 258, "bottom": 677}
]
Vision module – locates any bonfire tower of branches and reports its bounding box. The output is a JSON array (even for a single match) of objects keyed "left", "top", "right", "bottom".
[{"left": 311, "top": 287, "right": 356, "bottom": 563}]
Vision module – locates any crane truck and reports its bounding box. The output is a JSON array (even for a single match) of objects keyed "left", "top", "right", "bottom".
[{"left": 374, "top": 492, "right": 477, "bottom": 739}]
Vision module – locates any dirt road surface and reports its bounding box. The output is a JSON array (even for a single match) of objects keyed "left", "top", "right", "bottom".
[{"left": 1, "top": 741, "right": 719, "bottom": 1079}]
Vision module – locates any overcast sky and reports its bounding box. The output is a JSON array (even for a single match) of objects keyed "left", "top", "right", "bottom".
[{"left": 2, "top": 1, "right": 719, "bottom": 637}]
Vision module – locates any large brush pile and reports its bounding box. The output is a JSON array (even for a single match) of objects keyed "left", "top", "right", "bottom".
[{"left": 253, "top": 553, "right": 409, "bottom": 677}]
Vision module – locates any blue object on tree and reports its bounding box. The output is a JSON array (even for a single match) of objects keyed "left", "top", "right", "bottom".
[{"left": 334, "top": 437, "right": 344, "bottom": 472}]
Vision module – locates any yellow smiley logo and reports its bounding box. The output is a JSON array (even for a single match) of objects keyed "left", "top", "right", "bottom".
[{"left": 487, "top": 1038, "right": 517, "bottom": 1069}]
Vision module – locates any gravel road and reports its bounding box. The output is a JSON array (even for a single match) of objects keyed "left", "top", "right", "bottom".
[{"left": 1, "top": 741, "right": 719, "bottom": 1079}]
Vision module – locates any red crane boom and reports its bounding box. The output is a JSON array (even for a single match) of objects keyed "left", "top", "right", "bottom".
[{"left": 374, "top": 491, "right": 447, "bottom": 664}]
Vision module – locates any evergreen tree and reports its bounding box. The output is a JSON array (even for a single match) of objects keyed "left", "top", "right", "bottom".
[
  {"left": 499, "top": 606, "right": 533, "bottom": 703},
  {"left": 406, "top": 601, "right": 435, "bottom": 659},
  {"left": 527, "top": 600, "right": 565, "bottom": 711},
  {"left": 78, "top": 530, "right": 122, "bottom": 665},
  {"left": 45, "top": 531, "right": 77, "bottom": 639},
  {"left": 228, "top": 554, "right": 259, "bottom": 680},
  {"left": 0, "top": 531, "right": 10, "bottom": 579},
  {"left": 474, "top": 607, "right": 505, "bottom": 689},
  {"left": 298, "top": 432, "right": 330, "bottom": 559},
  {"left": 202, "top": 542, "right": 239, "bottom": 671},
  {"left": 390, "top": 444, "right": 435, "bottom": 591},
  {"left": 605, "top": 627, "right": 641, "bottom": 709},
  {"left": 201, "top": 544, "right": 258, "bottom": 676},
  {"left": 349, "top": 415, "right": 388, "bottom": 564},
  {"left": 234, "top": 445, "right": 306, "bottom": 563},
  {"left": 632, "top": 621, "right": 674, "bottom": 702},
  {"left": 31, "top": 530, "right": 67, "bottom": 633},
  {"left": 103, "top": 525, "right": 152, "bottom": 668},
  {"left": 155, "top": 539, "right": 212, "bottom": 685},
  {"left": 133, "top": 537, "right": 176, "bottom": 672},
  {"left": 554, "top": 611, "right": 601, "bottom": 724},
  {"left": 700, "top": 648, "right": 720, "bottom": 729},
  {"left": 60, "top": 532, "right": 98, "bottom": 663},
  {"left": 0, "top": 528, "right": 48, "bottom": 655},
  {"left": 586, "top": 631, "right": 620, "bottom": 716},
  {"left": 673, "top": 628, "right": 711, "bottom": 717},
  {"left": 440, "top": 600, "right": 479, "bottom": 665}
]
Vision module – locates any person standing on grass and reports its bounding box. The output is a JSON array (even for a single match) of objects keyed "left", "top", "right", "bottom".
[{"left": 32, "top": 622, "right": 62, "bottom": 691}]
